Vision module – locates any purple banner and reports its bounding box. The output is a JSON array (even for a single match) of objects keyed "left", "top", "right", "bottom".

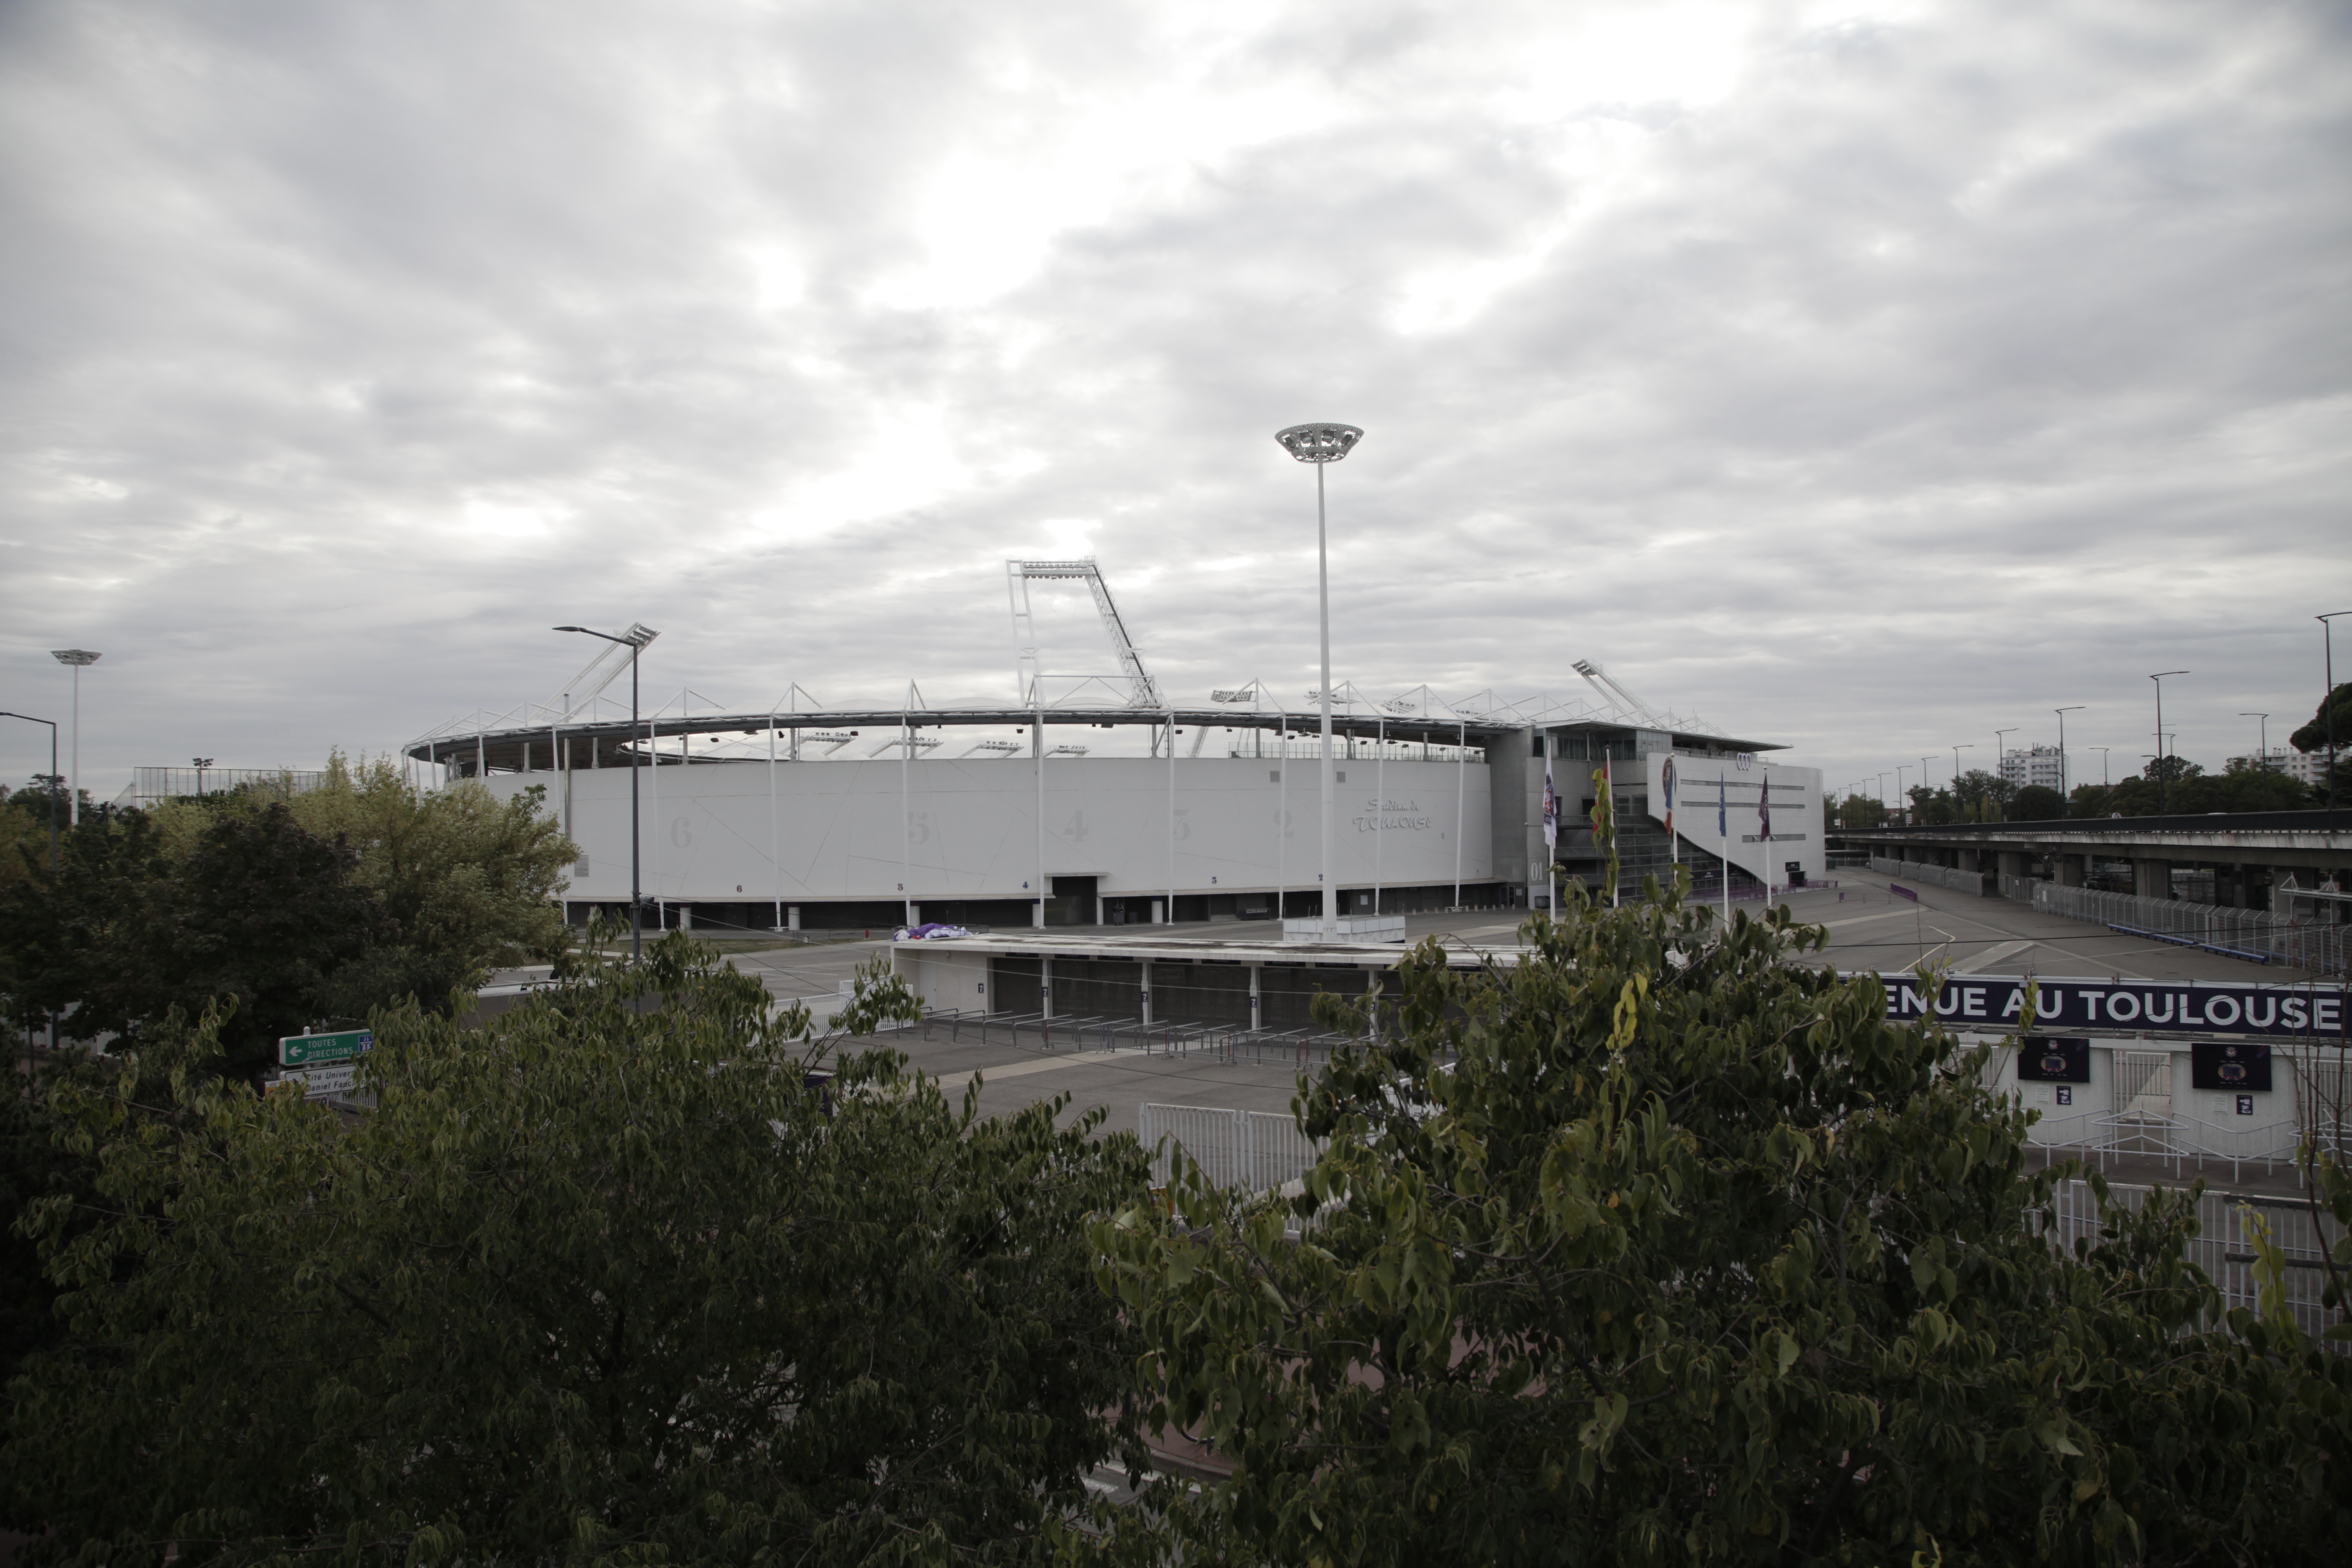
[{"left": 1854, "top": 973, "right": 2350, "bottom": 1040}]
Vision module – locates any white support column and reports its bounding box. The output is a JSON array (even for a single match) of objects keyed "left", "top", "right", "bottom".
[
  {"left": 1453, "top": 719, "right": 1465, "bottom": 908},
  {"left": 1248, "top": 965, "right": 1261, "bottom": 1034},
  {"left": 1277, "top": 709, "right": 1288, "bottom": 926},
  {"left": 1140, "top": 959, "right": 1153, "bottom": 1026},
  {"left": 1166, "top": 710, "right": 1177, "bottom": 924},
  {"left": 1374, "top": 712, "right": 1386, "bottom": 915},
  {"left": 768, "top": 720, "right": 780, "bottom": 930},
  {"left": 1041, "top": 956, "right": 1054, "bottom": 1020}
]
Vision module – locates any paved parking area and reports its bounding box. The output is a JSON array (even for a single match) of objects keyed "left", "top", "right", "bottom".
[
  {"left": 1793, "top": 869, "right": 2320, "bottom": 985},
  {"left": 489, "top": 879, "right": 2308, "bottom": 1140}
]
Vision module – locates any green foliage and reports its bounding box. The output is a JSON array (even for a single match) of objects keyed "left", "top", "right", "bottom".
[
  {"left": 2287, "top": 682, "right": 2351, "bottom": 757},
  {"left": 1, "top": 757, "right": 580, "bottom": 1084},
  {"left": 2010, "top": 784, "right": 2066, "bottom": 820},
  {"left": 0, "top": 804, "right": 392, "bottom": 1082},
  {"left": 1090, "top": 881, "right": 2352, "bottom": 1566},
  {"left": 0, "top": 800, "right": 53, "bottom": 898},
  {"left": 2073, "top": 766, "right": 2311, "bottom": 818},
  {"left": 1834, "top": 794, "right": 1887, "bottom": 830},
  {"left": 154, "top": 754, "right": 580, "bottom": 1014},
  {"left": 6, "top": 933, "right": 1150, "bottom": 1564}
]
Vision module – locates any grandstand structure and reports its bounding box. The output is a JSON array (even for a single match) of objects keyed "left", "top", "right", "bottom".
[{"left": 402, "top": 562, "right": 1817, "bottom": 933}]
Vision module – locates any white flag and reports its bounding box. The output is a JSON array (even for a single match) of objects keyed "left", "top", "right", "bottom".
[{"left": 1541, "top": 751, "right": 1558, "bottom": 849}]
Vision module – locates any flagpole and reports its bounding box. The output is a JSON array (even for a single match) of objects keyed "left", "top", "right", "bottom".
[
  {"left": 1540, "top": 740, "right": 1558, "bottom": 919},
  {"left": 1719, "top": 772, "right": 1730, "bottom": 926}
]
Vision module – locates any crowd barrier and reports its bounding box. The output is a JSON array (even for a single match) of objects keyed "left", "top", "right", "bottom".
[{"left": 2030, "top": 884, "right": 2349, "bottom": 977}]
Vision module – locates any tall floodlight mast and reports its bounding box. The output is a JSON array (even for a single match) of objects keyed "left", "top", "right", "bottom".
[
  {"left": 1007, "top": 559, "right": 1164, "bottom": 927},
  {"left": 1275, "top": 421, "right": 1363, "bottom": 941},
  {"left": 1006, "top": 559, "right": 1161, "bottom": 709}
]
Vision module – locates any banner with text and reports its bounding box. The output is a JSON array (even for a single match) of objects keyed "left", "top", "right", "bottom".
[{"left": 1852, "top": 973, "right": 2349, "bottom": 1040}]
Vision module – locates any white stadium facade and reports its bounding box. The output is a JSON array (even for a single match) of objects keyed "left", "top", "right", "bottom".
[{"left": 402, "top": 564, "right": 1823, "bottom": 934}]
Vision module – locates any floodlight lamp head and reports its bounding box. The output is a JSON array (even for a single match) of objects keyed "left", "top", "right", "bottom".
[
  {"left": 1275, "top": 423, "right": 1362, "bottom": 463},
  {"left": 51, "top": 649, "right": 100, "bottom": 667}
]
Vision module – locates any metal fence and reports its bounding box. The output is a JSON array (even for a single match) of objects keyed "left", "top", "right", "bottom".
[
  {"left": 2030, "top": 883, "right": 2350, "bottom": 976},
  {"left": 1868, "top": 856, "right": 1991, "bottom": 897},
  {"left": 1140, "top": 1103, "right": 1325, "bottom": 1195},
  {"left": 2034, "top": 1178, "right": 2345, "bottom": 1345},
  {"left": 116, "top": 765, "right": 328, "bottom": 804}
]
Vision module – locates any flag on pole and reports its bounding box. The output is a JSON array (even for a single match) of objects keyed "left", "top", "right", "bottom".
[
  {"left": 1541, "top": 751, "right": 1558, "bottom": 849},
  {"left": 1718, "top": 774, "right": 1727, "bottom": 837},
  {"left": 1758, "top": 768, "right": 1771, "bottom": 840},
  {"left": 1661, "top": 756, "right": 1677, "bottom": 842}
]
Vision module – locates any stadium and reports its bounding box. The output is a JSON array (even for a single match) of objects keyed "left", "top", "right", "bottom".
[{"left": 401, "top": 561, "right": 1823, "bottom": 934}]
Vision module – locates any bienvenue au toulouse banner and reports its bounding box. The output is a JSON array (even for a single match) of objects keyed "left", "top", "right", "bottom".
[{"left": 1852, "top": 974, "right": 2350, "bottom": 1041}]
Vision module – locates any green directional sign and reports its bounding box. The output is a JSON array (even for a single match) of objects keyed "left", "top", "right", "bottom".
[{"left": 279, "top": 1028, "right": 374, "bottom": 1067}]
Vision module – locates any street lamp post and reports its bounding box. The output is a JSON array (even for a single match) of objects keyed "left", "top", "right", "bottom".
[
  {"left": 2321, "top": 613, "right": 2352, "bottom": 811},
  {"left": 1275, "top": 421, "right": 1363, "bottom": 941},
  {"left": 1950, "top": 744, "right": 1974, "bottom": 816},
  {"left": 2053, "top": 706, "right": 2083, "bottom": 799},
  {"left": 1896, "top": 764, "right": 1911, "bottom": 823},
  {"left": 555, "top": 625, "right": 652, "bottom": 964},
  {"left": 49, "top": 650, "right": 99, "bottom": 827},
  {"left": 1992, "top": 729, "right": 2015, "bottom": 814},
  {"left": 2092, "top": 747, "right": 2110, "bottom": 787},
  {"left": 192, "top": 758, "right": 214, "bottom": 796},
  {"left": 2149, "top": 671, "right": 2188, "bottom": 814},
  {"left": 2240, "top": 712, "right": 2270, "bottom": 772}
]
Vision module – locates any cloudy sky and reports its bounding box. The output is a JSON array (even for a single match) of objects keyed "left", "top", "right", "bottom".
[{"left": 4, "top": 0, "right": 2347, "bottom": 804}]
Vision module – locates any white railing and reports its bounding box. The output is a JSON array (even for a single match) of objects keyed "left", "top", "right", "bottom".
[
  {"left": 2030, "top": 884, "right": 2350, "bottom": 976},
  {"left": 2034, "top": 1178, "right": 2345, "bottom": 1345},
  {"left": 1228, "top": 738, "right": 1484, "bottom": 764},
  {"left": 1141, "top": 1103, "right": 1324, "bottom": 1195},
  {"left": 1868, "top": 856, "right": 1991, "bottom": 896}
]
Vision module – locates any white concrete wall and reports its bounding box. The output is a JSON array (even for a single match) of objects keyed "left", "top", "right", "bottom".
[
  {"left": 495, "top": 753, "right": 1493, "bottom": 904},
  {"left": 897, "top": 945, "right": 991, "bottom": 1012},
  {"left": 1648, "top": 753, "right": 1826, "bottom": 886}
]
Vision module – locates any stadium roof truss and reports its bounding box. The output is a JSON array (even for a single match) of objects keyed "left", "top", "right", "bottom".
[{"left": 402, "top": 562, "right": 1768, "bottom": 773}]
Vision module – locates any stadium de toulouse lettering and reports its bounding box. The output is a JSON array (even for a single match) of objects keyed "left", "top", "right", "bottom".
[{"left": 1857, "top": 974, "right": 2349, "bottom": 1039}]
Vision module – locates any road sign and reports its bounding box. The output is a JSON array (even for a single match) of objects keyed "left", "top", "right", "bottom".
[
  {"left": 279, "top": 1029, "right": 373, "bottom": 1067},
  {"left": 268, "top": 1063, "right": 360, "bottom": 1100}
]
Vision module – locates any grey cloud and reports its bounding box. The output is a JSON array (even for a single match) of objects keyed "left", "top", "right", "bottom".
[{"left": 2, "top": 0, "right": 2346, "bottom": 800}]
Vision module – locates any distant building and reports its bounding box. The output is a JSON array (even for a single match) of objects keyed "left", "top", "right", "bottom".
[
  {"left": 1999, "top": 745, "right": 2068, "bottom": 794},
  {"left": 2229, "top": 748, "right": 2329, "bottom": 788}
]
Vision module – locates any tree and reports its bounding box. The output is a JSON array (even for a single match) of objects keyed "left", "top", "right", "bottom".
[
  {"left": 1093, "top": 884, "right": 2352, "bottom": 1565},
  {"left": 1833, "top": 794, "right": 1885, "bottom": 830},
  {"left": 2011, "top": 784, "right": 2066, "bottom": 820},
  {"left": 1952, "top": 768, "right": 2015, "bottom": 819},
  {"left": 145, "top": 756, "right": 578, "bottom": 1017},
  {"left": 2287, "top": 681, "right": 2351, "bottom": 758},
  {"left": 5, "top": 935, "right": 1150, "bottom": 1563},
  {"left": 2142, "top": 754, "right": 2202, "bottom": 785},
  {"left": 0, "top": 802, "right": 395, "bottom": 1082}
]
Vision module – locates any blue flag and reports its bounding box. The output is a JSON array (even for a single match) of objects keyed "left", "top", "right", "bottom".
[
  {"left": 1718, "top": 774, "right": 1727, "bottom": 837},
  {"left": 1759, "top": 768, "right": 1771, "bottom": 840}
]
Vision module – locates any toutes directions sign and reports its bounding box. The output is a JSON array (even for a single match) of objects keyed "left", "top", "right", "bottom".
[{"left": 279, "top": 1029, "right": 374, "bottom": 1067}]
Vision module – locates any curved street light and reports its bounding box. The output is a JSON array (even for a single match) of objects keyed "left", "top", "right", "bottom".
[{"left": 1275, "top": 421, "right": 1363, "bottom": 941}]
